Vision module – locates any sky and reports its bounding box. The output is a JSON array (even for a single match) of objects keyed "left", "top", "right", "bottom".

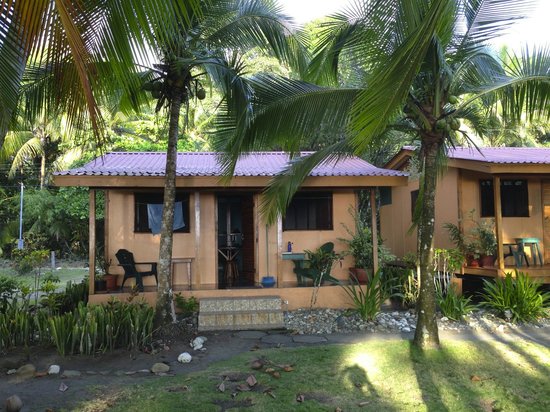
[{"left": 279, "top": 0, "right": 550, "bottom": 50}]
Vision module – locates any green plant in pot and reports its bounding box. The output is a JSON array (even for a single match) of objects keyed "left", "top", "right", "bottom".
[
  {"left": 444, "top": 213, "right": 495, "bottom": 267},
  {"left": 473, "top": 220, "right": 497, "bottom": 267},
  {"left": 340, "top": 208, "right": 394, "bottom": 284}
]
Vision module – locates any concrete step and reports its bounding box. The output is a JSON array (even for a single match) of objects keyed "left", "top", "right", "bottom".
[{"left": 198, "top": 296, "right": 285, "bottom": 331}]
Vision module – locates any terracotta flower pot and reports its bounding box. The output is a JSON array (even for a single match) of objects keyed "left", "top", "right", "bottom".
[
  {"left": 480, "top": 255, "right": 495, "bottom": 268},
  {"left": 103, "top": 274, "right": 118, "bottom": 291},
  {"left": 348, "top": 267, "right": 372, "bottom": 284}
]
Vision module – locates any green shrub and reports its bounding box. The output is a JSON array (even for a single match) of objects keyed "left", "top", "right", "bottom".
[
  {"left": 0, "top": 275, "right": 22, "bottom": 312},
  {"left": 340, "top": 270, "right": 385, "bottom": 321},
  {"left": 11, "top": 248, "right": 49, "bottom": 275},
  {"left": 436, "top": 284, "right": 476, "bottom": 321},
  {"left": 49, "top": 300, "right": 154, "bottom": 356},
  {"left": 0, "top": 298, "right": 34, "bottom": 350},
  {"left": 174, "top": 294, "right": 198, "bottom": 317},
  {"left": 480, "top": 272, "right": 550, "bottom": 322},
  {"left": 58, "top": 279, "right": 88, "bottom": 313}
]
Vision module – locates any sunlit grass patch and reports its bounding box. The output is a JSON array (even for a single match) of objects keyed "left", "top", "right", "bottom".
[{"left": 75, "top": 339, "right": 550, "bottom": 412}]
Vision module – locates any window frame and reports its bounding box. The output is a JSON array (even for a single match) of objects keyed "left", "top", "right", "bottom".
[
  {"left": 282, "top": 191, "right": 333, "bottom": 231},
  {"left": 134, "top": 191, "right": 191, "bottom": 233},
  {"left": 479, "top": 179, "right": 529, "bottom": 218},
  {"left": 410, "top": 189, "right": 419, "bottom": 219}
]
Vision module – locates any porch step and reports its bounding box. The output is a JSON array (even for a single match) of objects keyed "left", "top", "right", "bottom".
[{"left": 198, "top": 296, "right": 285, "bottom": 331}]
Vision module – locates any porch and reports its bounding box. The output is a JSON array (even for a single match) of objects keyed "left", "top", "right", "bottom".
[{"left": 461, "top": 264, "right": 550, "bottom": 284}]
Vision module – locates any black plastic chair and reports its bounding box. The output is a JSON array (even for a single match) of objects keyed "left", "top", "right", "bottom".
[{"left": 115, "top": 249, "right": 158, "bottom": 291}]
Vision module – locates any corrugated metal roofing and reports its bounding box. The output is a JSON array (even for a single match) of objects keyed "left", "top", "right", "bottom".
[
  {"left": 448, "top": 146, "right": 550, "bottom": 164},
  {"left": 400, "top": 145, "right": 550, "bottom": 164},
  {"left": 55, "top": 152, "right": 407, "bottom": 177}
]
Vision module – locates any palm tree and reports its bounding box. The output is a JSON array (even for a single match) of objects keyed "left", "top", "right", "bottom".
[
  {"left": 134, "top": 0, "right": 302, "bottom": 325},
  {"left": 0, "top": 0, "right": 200, "bottom": 149},
  {"left": 218, "top": 0, "right": 550, "bottom": 349}
]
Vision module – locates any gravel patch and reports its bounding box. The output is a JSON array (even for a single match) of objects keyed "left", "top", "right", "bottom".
[{"left": 284, "top": 308, "right": 550, "bottom": 335}]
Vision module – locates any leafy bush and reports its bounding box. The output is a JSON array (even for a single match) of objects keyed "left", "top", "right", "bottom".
[
  {"left": 0, "top": 298, "right": 34, "bottom": 349},
  {"left": 0, "top": 275, "right": 20, "bottom": 305},
  {"left": 436, "top": 284, "right": 476, "bottom": 321},
  {"left": 11, "top": 248, "right": 49, "bottom": 275},
  {"left": 480, "top": 272, "right": 550, "bottom": 322},
  {"left": 340, "top": 270, "right": 385, "bottom": 321},
  {"left": 174, "top": 294, "right": 198, "bottom": 317},
  {"left": 381, "top": 265, "right": 418, "bottom": 308},
  {"left": 340, "top": 208, "right": 395, "bottom": 269},
  {"left": 58, "top": 280, "right": 88, "bottom": 313}
]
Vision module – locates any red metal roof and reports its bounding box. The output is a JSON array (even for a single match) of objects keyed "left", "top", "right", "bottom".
[
  {"left": 399, "top": 146, "right": 550, "bottom": 164},
  {"left": 56, "top": 152, "right": 406, "bottom": 177}
]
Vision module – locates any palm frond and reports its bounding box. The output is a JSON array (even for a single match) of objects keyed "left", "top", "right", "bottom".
[
  {"left": 8, "top": 136, "right": 42, "bottom": 178},
  {"left": 260, "top": 141, "right": 354, "bottom": 224},
  {"left": 307, "top": 0, "right": 400, "bottom": 86},
  {"left": 213, "top": 74, "right": 358, "bottom": 176},
  {"left": 457, "top": 0, "right": 537, "bottom": 50},
  {"left": 0, "top": 0, "right": 202, "bottom": 149},
  {"left": 461, "top": 45, "right": 550, "bottom": 123},
  {"left": 349, "top": 0, "right": 455, "bottom": 153},
  {"left": 0, "top": 130, "right": 33, "bottom": 162},
  {"left": 204, "top": 0, "right": 305, "bottom": 73}
]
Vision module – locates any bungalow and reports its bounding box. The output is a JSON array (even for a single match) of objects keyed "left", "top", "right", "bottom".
[
  {"left": 381, "top": 146, "right": 550, "bottom": 285},
  {"left": 54, "top": 151, "right": 407, "bottom": 314}
]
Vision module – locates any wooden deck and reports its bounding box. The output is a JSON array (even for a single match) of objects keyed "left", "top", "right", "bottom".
[{"left": 460, "top": 264, "right": 550, "bottom": 283}]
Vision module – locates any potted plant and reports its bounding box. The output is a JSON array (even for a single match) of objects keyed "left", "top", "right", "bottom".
[
  {"left": 97, "top": 256, "right": 118, "bottom": 291},
  {"left": 474, "top": 220, "right": 497, "bottom": 267},
  {"left": 339, "top": 208, "right": 394, "bottom": 284},
  {"left": 444, "top": 213, "right": 494, "bottom": 268},
  {"left": 94, "top": 274, "right": 107, "bottom": 292}
]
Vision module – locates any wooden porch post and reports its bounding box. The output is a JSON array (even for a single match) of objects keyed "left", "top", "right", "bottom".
[
  {"left": 494, "top": 176, "right": 505, "bottom": 272},
  {"left": 194, "top": 192, "right": 201, "bottom": 289},
  {"left": 276, "top": 215, "right": 283, "bottom": 288},
  {"left": 89, "top": 189, "right": 96, "bottom": 294},
  {"left": 370, "top": 188, "right": 379, "bottom": 274}
]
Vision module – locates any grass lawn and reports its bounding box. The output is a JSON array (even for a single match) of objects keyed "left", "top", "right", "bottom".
[
  {"left": 0, "top": 264, "right": 87, "bottom": 290},
  {"left": 76, "top": 339, "right": 550, "bottom": 412}
]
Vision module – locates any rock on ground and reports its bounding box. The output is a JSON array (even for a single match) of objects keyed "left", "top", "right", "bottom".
[{"left": 151, "top": 363, "right": 170, "bottom": 374}]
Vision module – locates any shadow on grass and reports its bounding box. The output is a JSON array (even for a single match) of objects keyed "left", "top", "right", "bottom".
[
  {"left": 342, "top": 364, "right": 398, "bottom": 411},
  {"left": 408, "top": 342, "right": 451, "bottom": 412},
  {"left": 405, "top": 332, "right": 550, "bottom": 412}
]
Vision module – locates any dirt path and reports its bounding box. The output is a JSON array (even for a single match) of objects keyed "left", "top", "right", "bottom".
[{"left": 0, "top": 331, "right": 254, "bottom": 412}]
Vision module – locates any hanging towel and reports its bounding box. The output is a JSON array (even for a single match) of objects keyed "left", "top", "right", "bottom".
[{"left": 147, "top": 202, "right": 185, "bottom": 234}]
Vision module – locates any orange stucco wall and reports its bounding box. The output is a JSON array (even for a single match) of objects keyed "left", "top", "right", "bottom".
[
  {"left": 104, "top": 189, "right": 358, "bottom": 291},
  {"left": 380, "top": 168, "right": 458, "bottom": 257},
  {"left": 380, "top": 167, "right": 546, "bottom": 261}
]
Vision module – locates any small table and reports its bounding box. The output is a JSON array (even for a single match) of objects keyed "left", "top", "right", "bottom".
[
  {"left": 282, "top": 252, "right": 308, "bottom": 286},
  {"left": 171, "top": 258, "right": 194, "bottom": 290},
  {"left": 218, "top": 246, "right": 240, "bottom": 287}
]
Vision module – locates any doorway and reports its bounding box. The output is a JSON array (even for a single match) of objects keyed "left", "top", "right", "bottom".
[{"left": 217, "top": 194, "right": 255, "bottom": 288}]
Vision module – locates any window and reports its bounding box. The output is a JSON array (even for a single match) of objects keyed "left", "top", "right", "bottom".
[
  {"left": 410, "top": 190, "right": 419, "bottom": 218},
  {"left": 283, "top": 192, "right": 333, "bottom": 230},
  {"left": 379, "top": 187, "right": 392, "bottom": 206},
  {"left": 479, "top": 179, "right": 529, "bottom": 217},
  {"left": 134, "top": 192, "right": 190, "bottom": 233}
]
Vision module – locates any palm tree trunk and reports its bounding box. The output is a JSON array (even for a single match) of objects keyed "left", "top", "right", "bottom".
[
  {"left": 155, "top": 93, "right": 183, "bottom": 327},
  {"left": 413, "top": 137, "right": 441, "bottom": 349},
  {"left": 40, "top": 153, "right": 46, "bottom": 189}
]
